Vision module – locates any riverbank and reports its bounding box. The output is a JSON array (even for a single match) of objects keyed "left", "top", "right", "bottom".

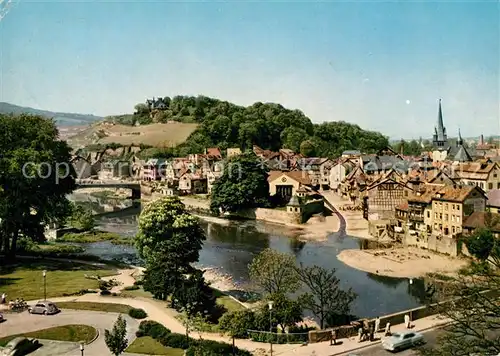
[{"left": 337, "top": 247, "right": 469, "bottom": 278}]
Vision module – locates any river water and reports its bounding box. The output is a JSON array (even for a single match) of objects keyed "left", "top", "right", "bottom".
[{"left": 71, "top": 196, "right": 427, "bottom": 319}]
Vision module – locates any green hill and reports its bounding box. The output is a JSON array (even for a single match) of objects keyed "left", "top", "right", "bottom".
[{"left": 104, "top": 95, "right": 389, "bottom": 158}]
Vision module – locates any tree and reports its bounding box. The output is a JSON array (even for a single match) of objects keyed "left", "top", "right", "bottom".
[
  {"left": 280, "top": 127, "right": 310, "bottom": 153},
  {"left": 135, "top": 196, "right": 205, "bottom": 265},
  {"left": 299, "top": 140, "right": 316, "bottom": 157},
  {"left": 134, "top": 103, "right": 149, "bottom": 115},
  {"left": 69, "top": 203, "right": 95, "bottom": 231},
  {"left": 465, "top": 228, "right": 495, "bottom": 260},
  {"left": 296, "top": 265, "right": 357, "bottom": 329},
  {"left": 264, "top": 293, "right": 304, "bottom": 333},
  {"left": 210, "top": 152, "right": 270, "bottom": 214},
  {"left": 248, "top": 248, "right": 301, "bottom": 295},
  {"left": 136, "top": 197, "right": 205, "bottom": 300},
  {"left": 420, "top": 228, "right": 500, "bottom": 356},
  {"left": 219, "top": 310, "right": 257, "bottom": 338},
  {"left": 171, "top": 270, "right": 217, "bottom": 318},
  {"left": 105, "top": 315, "right": 128, "bottom": 356},
  {"left": 0, "top": 114, "right": 75, "bottom": 258}
]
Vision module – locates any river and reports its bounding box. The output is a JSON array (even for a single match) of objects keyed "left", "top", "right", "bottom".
[{"left": 68, "top": 193, "right": 427, "bottom": 319}]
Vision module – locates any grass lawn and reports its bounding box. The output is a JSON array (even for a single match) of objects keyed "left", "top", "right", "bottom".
[
  {"left": 216, "top": 295, "right": 245, "bottom": 313},
  {"left": 126, "top": 336, "right": 184, "bottom": 355},
  {"left": 0, "top": 260, "right": 117, "bottom": 300},
  {"left": 212, "top": 288, "right": 245, "bottom": 313},
  {"left": 57, "top": 231, "right": 133, "bottom": 245},
  {"left": 57, "top": 302, "right": 132, "bottom": 314},
  {"left": 121, "top": 286, "right": 153, "bottom": 299},
  {"left": 0, "top": 325, "right": 97, "bottom": 347}
]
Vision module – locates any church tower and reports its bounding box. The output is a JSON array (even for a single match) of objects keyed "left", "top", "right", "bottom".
[{"left": 432, "top": 99, "right": 449, "bottom": 150}]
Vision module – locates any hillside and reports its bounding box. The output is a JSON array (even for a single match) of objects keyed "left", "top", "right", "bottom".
[
  {"left": 0, "top": 102, "right": 102, "bottom": 126},
  {"left": 66, "top": 121, "right": 198, "bottom": 148},
  {"left": 65, "top": 95, "right": 390, "bottom": 156}
]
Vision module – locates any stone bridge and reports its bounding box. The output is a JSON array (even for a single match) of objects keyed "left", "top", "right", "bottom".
[{"left": 75, "top": 179, "right": 141, "bottom": 200}]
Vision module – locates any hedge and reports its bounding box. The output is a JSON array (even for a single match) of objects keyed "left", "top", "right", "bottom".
[{"left": 128, "top": 308, "right": 148, "bottom": 319}]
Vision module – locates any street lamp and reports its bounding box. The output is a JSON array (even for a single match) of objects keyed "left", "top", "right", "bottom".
[
  {"left": 80, "top": 341, "right": 84, "bottom": 356},
  {"left": 268, "top": 301, "right": 274, "bottom": 356},
  {"left": 42, "top": 270, "right": 47, "bottom": 301},
  {"left": 408, "top": 278, "right": 413, "bottom": 322}
]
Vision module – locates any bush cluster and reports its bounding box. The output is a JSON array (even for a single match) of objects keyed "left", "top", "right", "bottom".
[
  {"left": 128, "top": 308, "right": 148, "bottom": 319},
  {"left": 135, "top": 320, "right": 251, "bottom": 355}
]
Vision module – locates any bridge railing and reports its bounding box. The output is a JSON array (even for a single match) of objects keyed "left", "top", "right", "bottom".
[{"left": 75, "top": 179, "right": 141, "bottom": 185}]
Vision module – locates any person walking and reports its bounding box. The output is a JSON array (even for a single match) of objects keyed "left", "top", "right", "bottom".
[
  {"left": 330, "top": 329, "right": 337, "bottom": 346},
  {"left": 1, "top": 293, "right": 5, "bottom": 304},
  {"left": 404, "top": 314, "right": 411, "bottom": 329},
  {"left": 374, "top": 317, "right": 380, "bottom": 334}
]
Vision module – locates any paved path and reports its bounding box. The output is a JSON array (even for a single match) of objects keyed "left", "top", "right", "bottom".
[{"left": 0, "top": 310, "right": 139, "bottom": 356}]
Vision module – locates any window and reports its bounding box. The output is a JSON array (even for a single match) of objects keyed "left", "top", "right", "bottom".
[
  {"left": 457, "top": 205, "right": 460, "bottom": 211},
  {"left": 427, "top": 211, "right": 430, "bottom": 218},
  {"left": 480, "top": 182, "right": 484, "bottom": 188},
  {"left": 439, "top": 213, "right": 442, "bottom": 219},
  {"left": 434, "top": 223, "right": 438, "bottom": 230},
  {"left": 452, "top": 204, "right": 455, "bottom": 210},
  {"left": 452, "top": 226, "right": 455, "bottom": 233},
  {"left": 445, "top": 204, "right": 448, "bottom": 210},
  {"left": 404, "top": 333, "right": 415, "bottom": 339},
  {"left": 444, "top": 227, "right": 449, "bottom": 235},
  {"left": 435, "top": 212, "right": 438, "bottom": 219},
  {"left": 494, "top": 173, "right": 497, "bottom": 178},
  {"left": 444, "top": 214, "right": 448, "bottom": 220},
  {"left": 489, "top": 183, "right": 493, "bottom": 190}
]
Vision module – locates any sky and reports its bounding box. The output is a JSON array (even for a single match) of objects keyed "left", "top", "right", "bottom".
[{"left": 0, "top": 0, "right": 499, "bottom": 139}]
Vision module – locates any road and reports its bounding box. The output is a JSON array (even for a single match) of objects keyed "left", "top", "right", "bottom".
[
  {"left": 0, "top": 309, "right": 139, "bottom": 356},
  {"left": 342, "top": 329, "right": 441, "bottom": 356}
]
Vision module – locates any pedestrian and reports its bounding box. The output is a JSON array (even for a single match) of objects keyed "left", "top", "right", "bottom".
[
  {"left": 330, "top": 329, "right": 337, "bottom": 346},
  {"left": 384, "top": 322, "right": 391, "bottom": 337},
  {"left": 404, "top": 314, "right": 410, "bottom": 329},
  {"left": 374, "top": 316, "right": 380, "bottom": 333},
  {"left": 369, "top": 325, "right": 374, "bottom": 341},
  {"left": 1, "top": 293, "right": 5, "bottom": 304},
  {"left": 357, "top": 327, "right": 363, "bottom": 342}
]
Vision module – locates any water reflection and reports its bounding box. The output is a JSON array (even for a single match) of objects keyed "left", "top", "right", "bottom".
[{"left": 85, "top": 200, "right": 427, "bottom": 318}]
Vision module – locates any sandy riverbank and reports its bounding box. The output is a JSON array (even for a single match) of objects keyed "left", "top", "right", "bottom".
[{"left": 337, "top": 247, "right": 469, "bottom": 278}]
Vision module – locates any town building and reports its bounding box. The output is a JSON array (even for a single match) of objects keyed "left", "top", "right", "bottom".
[
  {"left": 463, "top": 211, "right": 500, "bottom": 238},
  {"left": 430, "top": 185, "right": 486, "bottom": 239},
  {"left": 141, "top": 158, "right": 168, "bottom": 181},
  {"left": 329, "top": 158, "right": 357, "bottom": 193},
  {"left": 454, "top": 162, "right": 500, "bottom": 192},
  {"left": 268, "top": 170, "right": 312, "bottom": 203},
  {"left": 486, "top": 189, "right": 500, "bottom": 213}
]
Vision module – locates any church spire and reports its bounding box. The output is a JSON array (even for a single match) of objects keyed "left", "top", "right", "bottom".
[
  {"left": 458, "top": 128, "right": 463, "bottom": 146},
  {"left": 436, "top": 99, "right": 446, "bottom": 141}
]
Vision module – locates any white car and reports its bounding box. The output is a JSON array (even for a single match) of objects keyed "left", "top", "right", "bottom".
[{"left": 382, "top": 331, "right": 425, "bottom": 352}]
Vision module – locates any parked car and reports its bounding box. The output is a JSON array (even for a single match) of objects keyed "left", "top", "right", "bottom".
[
  {"left": 28, "top": 301, "right": 59, "bottom": 315},
  {"left": 382, "top": 331, "right": 425, "bottom": 352},
  {"left": 0, "top": 337, "right": 41, "bottom": 356}
]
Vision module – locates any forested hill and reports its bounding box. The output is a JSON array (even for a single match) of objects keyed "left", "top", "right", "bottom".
[{"left": 105, "top": 95, "right": 389, "bottom": 158}]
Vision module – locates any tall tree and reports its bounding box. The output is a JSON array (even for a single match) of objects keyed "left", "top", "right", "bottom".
[
  {"left": 210, "top": 152, "right": 270, "bottom": 214},
  {"left": 248, "top": 248, "right": 301, "bottom": 295},
  {"left": 136, "top": 197, "right": 205, "bottom": 300},
  {"left": 296, "top": 265, "right": 357, "bottom": 329},
  {"left": 105, "top": 315, "right": 128, "bottom": 356},
  {"left": 420, "top": 227, "right": 500, "bottom": 355},
  {"left": 69, "top": 203, "right": 95, "bottom": 231},
  {"left": 0, "top": 114, "right": 75, "bottom": 258}
]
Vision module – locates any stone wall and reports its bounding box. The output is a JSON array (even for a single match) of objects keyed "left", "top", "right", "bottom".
[
  {"left": 236, "top": 208, "right": 301, "bottom": 225},
  {"left": 427, "top": 235, "right": 459, "bottom": 256}
]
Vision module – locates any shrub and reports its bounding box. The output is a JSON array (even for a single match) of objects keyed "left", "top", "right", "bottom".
[
  {"left": 160, "top": 333, "right": 190, "bottom": 349},
  {"left": 219, "top": 310, "right": 257, "bottom": 338},
  {"left": 123, "top": 285, "right": 140, "bottom": 291},
  {"left": 136, "top": 320, "right": 170, "bottom": 339},
  {"left": 128, "top": 308, "right": 148, "bottom": 319},
  {"left": 100, "top": 290, "right": 111, "bottom": 296},
  {"left": 133, "top": 279, "right": 144, "bottom": 286},
  {"left": 186, "top": 340, "right": 252, "bottom": 356}
]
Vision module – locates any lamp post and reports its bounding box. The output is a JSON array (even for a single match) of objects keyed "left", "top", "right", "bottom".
[
  {"left": 80, "top": 341, "right": 84, "bottom": 356},
  {"left": 408, "top": 278, "right": 413, "bottom": 322},
  {"left": 42, "top": 270, "right": 47, "bottom": 301},
  {"left": 268, "top": 301, "right": 274, "bottom": 356}
]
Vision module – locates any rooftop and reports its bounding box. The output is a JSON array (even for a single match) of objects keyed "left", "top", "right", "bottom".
[
  {"left": 487, "top": 189, "right": 500, "bottom": 208},
  {"left": 463, "top": 212, "right": 500, "bottom": 232}
]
